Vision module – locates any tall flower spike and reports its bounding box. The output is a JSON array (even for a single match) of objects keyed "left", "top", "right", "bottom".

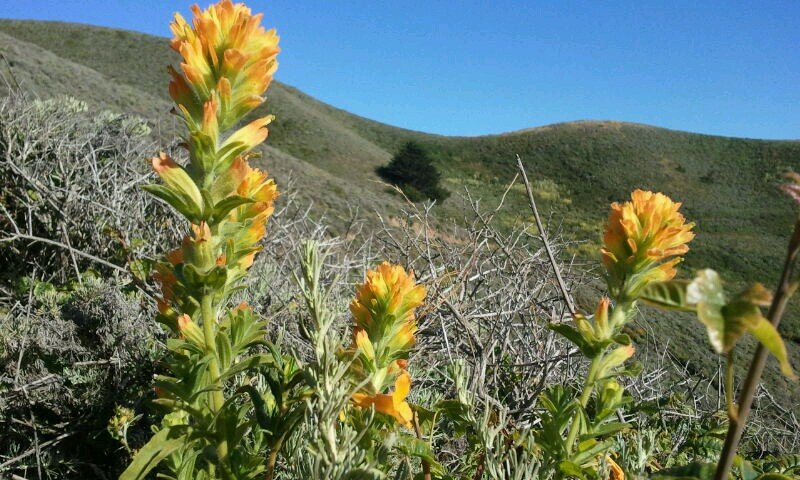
[
  {"left": 602, "top": 189, "right": 694, "bottom": 301},
  {"left": 126, "top": 3, "right": 282, "bottom": 478},
  {"left": 350, "top": 262, "right": 426, "bottom": 363},
  {"left": 348, "top": 262, "right": 426, "bottom": 427},
  {"left": 151, "top": 0, "right": 280, "bottom": 303},
  {"left": 170, "top": 0, "right": 280, "bottom": 129}
]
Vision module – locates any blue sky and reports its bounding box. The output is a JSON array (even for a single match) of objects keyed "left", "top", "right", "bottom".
[{"left": 2, "top": 1, "right": 799, "bottom": 139}]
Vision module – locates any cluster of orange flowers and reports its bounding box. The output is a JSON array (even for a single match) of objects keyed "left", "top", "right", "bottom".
[
  {"left": 348, "top": 263, "right": 427, "bottom": 427},
  {"left": 150, "top": 1, "right": 429, "bottom": 431},
  {"left": 602, "top": 189, "right": 695, "bottom": 301},
  {"left": 153, "top": 0, "right": 280, "bottom": 321}
]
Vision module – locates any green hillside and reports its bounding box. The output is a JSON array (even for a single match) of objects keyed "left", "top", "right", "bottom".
[{"left": 1, "top": 19, "right": 799, "bottom": 407}]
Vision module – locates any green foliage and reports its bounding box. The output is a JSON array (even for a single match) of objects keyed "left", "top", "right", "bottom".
[
  {"left": 641, "top": 270, "right": 795, "bottom": 379},
  {"left": 3, "top": 17, "right": 800, "bottom": 480},
  {"left": 377, "top": 141, "right": 449, "bottom": 202},
  {"left": 0, "top": 274, "right": 161, "bottom": 477},
  {"left": 2, "top": 19, "right": 800, "bottom": 413}
]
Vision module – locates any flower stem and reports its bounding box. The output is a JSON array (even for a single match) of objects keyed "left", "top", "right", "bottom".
[
  {"left": 564, "top": 302, "right": 628, "bottom": 456},
  {"left": 265, "top": 432, "right": 288, "bottom": 480},
  {"left": 413, "top": 410, "right": 432, "bottom": 480},
  {"left": 565, "top": 354, "right": 601, "bottom": 455},
  {"left": 201, "top": 293, "right": 230, "bottom": 470},
  {"left": 724, "top": 351, "right": 738, "bottom": 422}
]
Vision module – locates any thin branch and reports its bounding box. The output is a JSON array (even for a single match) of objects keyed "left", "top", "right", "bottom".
[
  {"left": 516, "top": 155, "right": 577, "bottom": 317},
  {"left": 0, "top": 432, "right": 74, "bottom": 469},
  {"left": 0, "top": 233, "right": 127, "bottom": 273}
]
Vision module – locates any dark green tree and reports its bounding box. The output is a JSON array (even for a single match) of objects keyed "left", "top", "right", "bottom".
[{"left": 377, "top": 141, "right": 449, "bottom": 202}]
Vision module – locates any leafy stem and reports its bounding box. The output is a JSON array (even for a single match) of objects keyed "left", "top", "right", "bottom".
[
  {"left": 564, "top": 301, "right": 629, "bottom": 456},
  {"left": 714, "top": 220, "right": 800, "bottom": 480},
  {"left": 564, "top": 354, "right": 601, "bottom": 455},
  {"left": 201, "top": 292, "right": 230, "bottom": 470}
]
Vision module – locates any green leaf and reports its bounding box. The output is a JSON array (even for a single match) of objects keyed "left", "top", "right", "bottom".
[
  {"left": 612, "top": 333, "right": 632, "bottom": 346},
  {"left": 572, "top": 437, "right": 615, "bottom": 465},
  {"left": 211, "top": 195, "right": 254, "bottom": 223},
  {"left": 749, "top": 317, "right": 797, "bottom": 380},
  {"left": 739, "top": 459, "right": 760, "bottom": 480},
  {"left": 713, "top": 300, "right": 762, "bottom": 353},
  {"left": 559, "top": 460, "right": 588, "bottom": 479},
  {"left": 548, "top": 323, "right": 600, "bottom": 357},
  {"left": 142, "top": 184, "right": 201, "bottom": 221},
  {"left": 240, "top": 385, "right": 272, "bottom": 430},
  {"left": 688, "top": 269, "right": 741, "bottom": 353},
  {"left": 395, "top": 434, "right": 441, "bottom": 468},
  {"left": 179, "top": 264, "right": 228, "bottom": 291},
  {"left": 216, "top": 331, "right": 233, "bottom": 371},
  {"left": 684, "top": 270, "right": 791, "bottom": 369},
  {"left": 652, "top": 461, "right": 717, "bottom": 479},
  {"left": 640, "top": 280, "right": 695, "bottom": 311},
  {"left": 585, "top": 421, "right": 630, "bottom": 438},
  {"left": 434, "top": 399, "right": 472, "bottom": 436},
  {"left": 129, "top": 258, "right": 154, "bottom": 283},
  {"left": 220, "top": 354, "right": 274, "bottom": 382},
  {"left": 119, "top": 428, "right": 188, "bottom": 480}
]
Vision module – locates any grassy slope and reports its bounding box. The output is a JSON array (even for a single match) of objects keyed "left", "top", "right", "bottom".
[{"left": 1, "top": 19, "right": 799, "bottom": 409}]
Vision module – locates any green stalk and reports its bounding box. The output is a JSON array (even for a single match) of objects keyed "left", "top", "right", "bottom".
[
  {"left": 724, "top": 351, "right": 737, "bottom": 422},
  {"left": 265, "top": 431, "right": 288, "bottom": 480},
  {"left": 201, "top": 293, "right": 230, "bottom": 469},
  {"left": 564, "top": 302, "right": 629, "bottom": 456},
  {"left": 565, "top": 355, "right": 601, "bottom": 455}
]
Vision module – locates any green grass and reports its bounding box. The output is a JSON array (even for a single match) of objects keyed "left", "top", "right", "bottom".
[{"left": 1, "top": 19, "right": 799, "bottom": 411}]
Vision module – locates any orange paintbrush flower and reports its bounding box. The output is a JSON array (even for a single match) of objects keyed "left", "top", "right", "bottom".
[
  {"left": 351, "top": 262, "right": 425, "bottom": 331},
  {"left": 348, "top": 263, "right": 425, "bottom": 426},
  {"left": 352, "top": 371, "right": 414, "bottom": 428},
  {"left": 128, "top": 3, "right": 282, "bottom": 476},
  {"left": 602, "top": 189, "right": 694, "bottom": 300},
  {"left": 169, "top": 0, "right": 279, "bottom": 128},
  {"left": 350, "top": 262, "right": 425, "bottom": 363}
]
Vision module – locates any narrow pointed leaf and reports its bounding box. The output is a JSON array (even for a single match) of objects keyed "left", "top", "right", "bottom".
[
  {"left": 119, "top": 428, "right": 188, "bottom": 480},
  {"left": 640, "top": 280, "right": 694, "bottom": 311},
  {"left": 749, "top": 317, "right": 797, "bottom": 380}
]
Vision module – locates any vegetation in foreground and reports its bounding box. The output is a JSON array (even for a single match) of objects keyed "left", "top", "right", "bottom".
[
  {"left": 1, "top": 15, "right": 800, "bottom": 413},
  {"left": 1, "top": 1, "right": 800, "bottom": 479}
]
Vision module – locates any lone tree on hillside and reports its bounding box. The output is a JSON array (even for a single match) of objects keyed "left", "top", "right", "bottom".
[{"left": 377, "top": 141, "right": 449, "bottom": 202}]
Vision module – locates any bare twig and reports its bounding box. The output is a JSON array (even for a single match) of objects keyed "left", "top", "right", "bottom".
[
  {"left": 516, "top": 155, "right": 577, "bottom": 317},
  {"left": 0, "top": 232, "right": 127, "bottom": 273},
  {"left": 0, "top": 432, "right": 74, "bottom": 469}
]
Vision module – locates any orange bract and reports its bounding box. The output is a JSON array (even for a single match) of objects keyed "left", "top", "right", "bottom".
[
  {"left": 348, "top": 262, "right": 426, "bottom": 427},
  {"left": 151, "top": 0, "right": 280, "bottom": 323},
  {"left": 607, "top": 456, "right": 625, "bottom": 480},
  {"left": 352, "top": 371, "right": 414, "bottom": 428}
]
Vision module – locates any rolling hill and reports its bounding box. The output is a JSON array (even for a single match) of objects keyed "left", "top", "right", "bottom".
[{"left": 1, "top": 19, "right": 799, "bottom": 409}]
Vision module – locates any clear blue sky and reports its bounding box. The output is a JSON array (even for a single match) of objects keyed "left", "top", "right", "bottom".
[{"left": 2, "top": 1, "right": 799, "bottom": 139}]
